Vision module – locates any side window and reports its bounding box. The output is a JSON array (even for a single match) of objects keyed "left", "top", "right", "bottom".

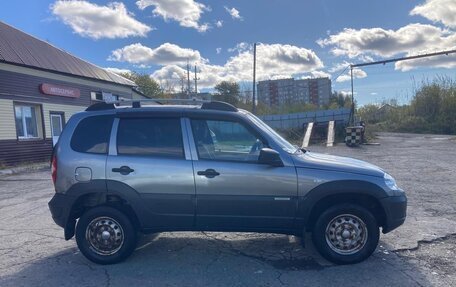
[
  {"left": 71, "top": 115, "right": 113, "bottom": 154},
  {"left": 117, "top": 118, "right": 184, "bottom": 158},
  {"left": 191, "top": 119, "right": 264, "bottom": 162}
]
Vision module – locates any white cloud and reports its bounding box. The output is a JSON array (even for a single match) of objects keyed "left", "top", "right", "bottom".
[
  {"left": 215, "top": 20, "right": 223, "bottom": 28},
  {"left": 328, "top": 61, "right": 351, "bottom": 73},
  {"left": 340, "top": 90, "right": 357, "bottom": 97},
  {"left": 299, "top": 71, "right": 331, "bottom": 79},
  {"left": 224, "top": 6, "right": 242, "bottom": 20},
  {"left": 104, "top": 67, "right": 132, "bottom": 74},
  {"left": 318, "top": 23, "right": 455, "bottom": 58},
  {"left": 318, "top": 23, "right": 456, "bottom": 71},
  {"left": 109, "top": 43, "right": 203, "bottom": 65},
  {"left": 411, "top": 0, "right": 456, "bottom": 29},
  {"left": 51, "top": 1, "right": 152, "bottom": 39},
  {"left": 395, "top": 54, "right": 456, "bottom": 71},
  {"left": 228, "top": 42, "right": 251, "bottom": 53},
  {"left": 151, "top": 43, "right": 323, "bottom": 89},
  {"left": 152, "top": 64, "right": 187, "bottom": 81},
  {"left": 216, "top": 47, "right": 222, "bottom": 54},
  {"left": 336, "top": 68, "right": 367, "bottom": 82},
  {"left": 310, "top": 71, "right": 331, "bottom": 78},
  {"left": 136, "top": 0, "right": 210, "bottom": 32}
]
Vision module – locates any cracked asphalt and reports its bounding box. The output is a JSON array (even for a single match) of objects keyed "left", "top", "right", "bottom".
[{"left": 1, "top": 132, "right": 455, "bottom": 286}]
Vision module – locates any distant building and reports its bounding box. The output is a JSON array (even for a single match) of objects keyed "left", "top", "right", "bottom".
[{"left": 257, "top": 77, "right": 331, "bottom": 107}]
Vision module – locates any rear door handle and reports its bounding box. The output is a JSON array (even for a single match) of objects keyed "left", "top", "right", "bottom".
[
  {"left": 112, "top": 166, "right": 134, "bottom": 175},
  {"left": 197, "top": 169, "right": 220, "bottom": 178}
]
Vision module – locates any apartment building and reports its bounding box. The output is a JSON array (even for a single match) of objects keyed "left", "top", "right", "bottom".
[{"left": 257, "top": 77, "right": 331, "bottom": 107}]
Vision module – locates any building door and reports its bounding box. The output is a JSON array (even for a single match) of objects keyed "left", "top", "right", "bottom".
[{"left": 50, "top": 113, "right": 63, "bottom": 146}]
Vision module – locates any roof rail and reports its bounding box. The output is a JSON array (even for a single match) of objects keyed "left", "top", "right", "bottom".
[
  {"left": 85, "top": 98, "right": 238, "bottom": 112},
  {"left": 85, "top": 102, "right": 115, "bottom": 111},
  {"left": 201, "top": 101, "right": 237, "bottom": 112}
]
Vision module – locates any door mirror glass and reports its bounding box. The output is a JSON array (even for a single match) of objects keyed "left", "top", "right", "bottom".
[{"left": 258, "top": 148, "right": 284, "bottom": 167}]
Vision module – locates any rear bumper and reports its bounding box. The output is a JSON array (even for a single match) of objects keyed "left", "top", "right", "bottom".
[
  {"left": 380, "top": 194, "right": 407, "bottom": 233},
  {"left": 48, "top": 193, "right": 72, "bottom": 229}
]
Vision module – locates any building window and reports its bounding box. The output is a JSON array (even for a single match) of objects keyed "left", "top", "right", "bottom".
[
  {"left": 91, "top": 91, "right": 120, "bottom": 103},
  {"left": 14, "top": 103, "right": 43, "bottom": 140}
]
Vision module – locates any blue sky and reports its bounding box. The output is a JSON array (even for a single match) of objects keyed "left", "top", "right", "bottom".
[{"left": 1, "top": 0, "right": 455, "bottom": 105}]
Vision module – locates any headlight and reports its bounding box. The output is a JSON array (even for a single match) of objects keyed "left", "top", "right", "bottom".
[{"left": 384, "top": 173, "right": 399, "bottom": 190}]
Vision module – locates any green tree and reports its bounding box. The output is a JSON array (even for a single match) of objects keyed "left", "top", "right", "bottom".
[
  {"left": 327, "top": 91, "right": 353, "bottom": 109},
  {"left": 213, "top": 81, "right": 240, "bottom": 105},
  {"left": 120, "top": 72, "right": 162, "bottom": 98}
]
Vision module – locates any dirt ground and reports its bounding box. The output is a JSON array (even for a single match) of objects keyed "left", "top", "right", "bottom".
[{"left": 0, "top": 132, "right": 455, "bottom": 286}]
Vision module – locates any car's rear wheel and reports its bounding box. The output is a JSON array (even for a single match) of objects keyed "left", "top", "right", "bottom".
[
  {"left": 312, "top": 204, "right": 379, "bottom": 264},
  {"left": 76, "top": 206, "right": 137, "bottom": 264}
]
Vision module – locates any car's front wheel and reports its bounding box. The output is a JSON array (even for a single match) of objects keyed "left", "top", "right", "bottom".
[
  {"left": 76, "top": 206, "right": 137, "bottom": 264},
  {"left": 312, "top": 204, "right": 379, "bottom": 264}
]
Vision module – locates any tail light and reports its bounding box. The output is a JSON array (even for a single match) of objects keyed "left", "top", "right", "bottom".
[{"left": 51, "top": 155, "right": 57, "bottom": 185}]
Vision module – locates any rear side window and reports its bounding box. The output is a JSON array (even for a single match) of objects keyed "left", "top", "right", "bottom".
[
  {"left": 70, "top": 115, "right": 113, "bottom": 154},
  {"left": 117, "top": 118, "right": 184, "bottom": 158}
]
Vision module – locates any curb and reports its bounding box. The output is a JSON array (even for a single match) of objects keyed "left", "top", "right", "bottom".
[{"left": 0, "top": 162, "right": 50, "bottom": 176}]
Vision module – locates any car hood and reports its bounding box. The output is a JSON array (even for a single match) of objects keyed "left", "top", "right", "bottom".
[{"left": 292, "top": 151, "right": 385, "bottom": 177}]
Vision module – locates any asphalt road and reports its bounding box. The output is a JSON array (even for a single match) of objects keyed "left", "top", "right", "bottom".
[{"left": 1, "top": 132, "right": 455, "bottom": 286}]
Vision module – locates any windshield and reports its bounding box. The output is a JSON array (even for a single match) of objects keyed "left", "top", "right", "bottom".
[{"left": 245, "top": 112, "right": 298, "bottom": 154}]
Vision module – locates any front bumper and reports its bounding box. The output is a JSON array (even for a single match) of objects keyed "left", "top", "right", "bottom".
[{"left": 380, "top": 194, "right": 407, "bottom": 233}]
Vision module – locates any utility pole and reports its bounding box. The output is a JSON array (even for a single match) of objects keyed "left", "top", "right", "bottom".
[
  {"left": 252, "top": 43, "right": 257, "bottom": 114},
  {"left": 194, "top": 65, "right": 198, "bottom": 97},
  {"left": 350, "top": 66, "right": 354, "bottom": 126},
  {"left": 186, "top": 60, "right": 190, "bottom": 98},
  {"left": 180, "top": 76, "right": 185, "bottom": 95}
]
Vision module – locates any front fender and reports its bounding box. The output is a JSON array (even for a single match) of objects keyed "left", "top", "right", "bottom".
[{"left": 296, "top": 179, "right": 388, "bottom": 229}]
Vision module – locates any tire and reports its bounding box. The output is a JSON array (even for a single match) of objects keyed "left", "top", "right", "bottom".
[
  {"left": 76, "top": 206, "right": 137, "bottom": 265},
  {"left": 312, "top": 203, "right": 379, "bottom": 265}
]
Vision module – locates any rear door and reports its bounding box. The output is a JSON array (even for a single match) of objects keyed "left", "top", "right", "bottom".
[{"left": 106, "top": 115, "right": 195, "bottom": 229}]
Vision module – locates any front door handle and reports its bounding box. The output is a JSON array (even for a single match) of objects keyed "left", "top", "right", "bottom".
[
  {"left": 112, "top": 166, "right": 134, "bottom": 175},
  {"left": 197, "top": 169, "right": 220, "bottom": 178}
]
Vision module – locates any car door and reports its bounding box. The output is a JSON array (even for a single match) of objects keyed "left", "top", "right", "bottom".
[
  {"left": 187, "top": 116, "right": 298, "bottom": 232},
  {"left": 106, "top": 115, "right": 195, "bottom": 230}
]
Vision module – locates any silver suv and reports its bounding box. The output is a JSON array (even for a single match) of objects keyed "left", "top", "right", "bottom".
[{"left": 48, "top": 100, "right": 407, "bottom": 265}]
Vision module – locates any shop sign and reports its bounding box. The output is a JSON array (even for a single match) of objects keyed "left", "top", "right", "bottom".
[{"left": 40, "top": 83, "right": 80, "bottom": 98}]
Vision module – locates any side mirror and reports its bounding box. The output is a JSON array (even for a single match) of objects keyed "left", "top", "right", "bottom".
[{"left": 258, "top": 148, "right": 284, "bottom": 167}]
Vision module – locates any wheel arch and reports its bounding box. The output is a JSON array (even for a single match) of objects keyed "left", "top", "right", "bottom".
[
  {"left": 298, "top": 180, "right": 388, "bottom": 232},
  {"left": 63, "top": 180, "right": 144, "bottom": 240}
]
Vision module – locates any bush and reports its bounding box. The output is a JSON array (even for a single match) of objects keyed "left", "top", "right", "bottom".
[{"left": 357, "top": 76, "right": 456, "bottom": 135}]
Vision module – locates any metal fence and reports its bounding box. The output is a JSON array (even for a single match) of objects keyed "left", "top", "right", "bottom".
[{"left": 259, "top": 108, "right": 351, "bottom": 130}]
